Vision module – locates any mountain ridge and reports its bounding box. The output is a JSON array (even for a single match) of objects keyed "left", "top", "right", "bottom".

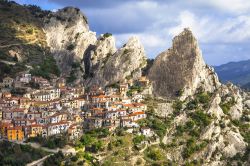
[{"left": 214, "top": 59, "right": 250, "bottom": 88}]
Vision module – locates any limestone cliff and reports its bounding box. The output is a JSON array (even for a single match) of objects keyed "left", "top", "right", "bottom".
[
  {"left": 0, "top": 2, "right": 147, "bottom": 85},
  {"left": 147, "top": 29, "right": 249, "bottom": 165},
  {"left": 84, "top": 36, "right": 147, "bottom": 86},
  {"left": 44, "top": 7, "right": 97, "bottom": 79},
  {"left": 43, "top": 8, "right": 147, "bottom": 86},
  {"left": 148, "top": 28, "right": 221, "bottom": 99},
  {"left": 154, "top": 83, "right": 249, "bottom": 165}
]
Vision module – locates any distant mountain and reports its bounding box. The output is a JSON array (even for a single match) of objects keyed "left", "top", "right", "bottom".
[{"left": 214, "top": 59, "right": 250, "bottom": 88}]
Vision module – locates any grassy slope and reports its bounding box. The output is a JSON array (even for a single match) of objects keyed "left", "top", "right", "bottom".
[{"left": 0, "top": 1, "right": 60, "bottom": 79}]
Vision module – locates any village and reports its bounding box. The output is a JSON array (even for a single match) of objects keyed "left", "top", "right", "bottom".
[{"left": 0, "top": 72, "right": 153, "bottom": 142}]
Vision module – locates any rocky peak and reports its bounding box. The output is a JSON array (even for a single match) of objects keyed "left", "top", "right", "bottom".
[
  {"left": 124, "top": 36, "right": 143, "bottom": 48},
  {"left": 93, "top": 35, "right": 117, "bottom": 62},
  {"left": 53, "top": 7, "right": 88, "bottom": 27},
  {"left": 84, "top": 35, "right": 117, "bottom": 76},
  {"left": 84, "top": 36, "right": 147, "bottom": 86},
  {"left": 43, "top": 7, "right": 96, "bottom": 79},
  {"left": 148, "top": 28, "right": 220, "bottom": 99},
  {"left": 172, "top": 28, "right": 199, "bottom": 56}
]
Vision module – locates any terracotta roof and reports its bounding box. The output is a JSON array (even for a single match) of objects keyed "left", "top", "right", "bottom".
[
  {"left": 47, "top": 121, "right": 69, "bottom": 127},
  {"left": 129, "top": 111, "right": 146, "bottom": 116},
  {"left": 0, "top": 122, "right": 13, "bottom": 127},
  {"left": 10, "top": 108, "right": 26, "bottom": 112},
  {"left": 123, "top": 104, "right": 135, "bottom": 107},
  {"left": 92, "top": 95, "right": 106, "bottom": 98},
  {"left": 90, "top": 108, "right": 104, "bottom": 111},
  {"left": 8, "top": 126, "right": 23, "bottom": 130},
  {"left": 133, "top": 103, "right": 145, "bottom": 107},
  {"left": 30, "top": 124, "right": 43, "bottom": 128}
]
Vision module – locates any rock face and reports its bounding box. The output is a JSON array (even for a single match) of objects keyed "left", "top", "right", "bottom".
[
  {"left": 43, "top": 8, "right": 146, "bottom": 86},
  {"left": 44, "top": 7, "right": 96, "bottom": 78},
  {"left": 148, "top": 29, "right": 248, "bottom": 165},
  {"left": 83, "top": 35, "right": 117, "bottom": 81},
  {"left": 148, "top": 28, "right": 220, "bottom": 99},
  {"left": 159, "top": 83, "right": 249, "bottom": 165},
  {"left": 84, "top": 36, "right": 147, "bottom": 86}
]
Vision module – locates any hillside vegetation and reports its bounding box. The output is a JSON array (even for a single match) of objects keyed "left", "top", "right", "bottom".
[
  {"left": 0, "top": 141, "right": 49, "bottom": 166},
  {"left": 0, "top": 1, "right": 60, "bottom": 79}
]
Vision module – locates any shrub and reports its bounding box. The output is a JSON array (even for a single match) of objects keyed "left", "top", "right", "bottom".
[
  {"left": 133, "top": 135, "right": 145, "bottom": 145},
  {"left": 103, "top": 33, "right": 112, "bottom": 38},
  {"left": 83, "top": 152, "right": 94, "bottom": 161},
  {"left": 80, "top": 135, "right": 95, "bottom": 145},
  {"left": 71, "top": 155, "right": 78, "bottom": 162},
  {"left": 106, "top": 83, "right": 119, "bottom": 89},
  {"left": 220, "top": 97, "right": 236, "bottom": 115},
  {"left": 72, "top": 62, "right": 81, "bottom": 68},
  {"left": 27, "top": 4, "right": 42, "bottom": 13},
  {"left": 151, "top": 118, "right": 168, "bottom": 138},
  {"left": 85, "top": 128, "right": 110, "bottom": 138},
  {"left": 187, "top": 99, "right": 198, "bottom": 110},
  {"left": 77, "top": 160, "right": 84, "bottom": 165},
  {"left": 220, "top": 103, "right": 231, "bottom": 115},
  {"left": 146, "top": 147, "right": 164, "bottom": 161},
  {"left": 190, "top": 110, "right": 212, "bottom": 127},
  {"left": 0, "top": 141, "right": 48, "bottom": 166},
  {"left": 127, "top": 85, "right": 143, "bottom": 97},
  {"left": 30, "top": 55, "right": 60, "bottom": 79},
  {"left": 44, "top": 151, "right": 64, "bottom": 166},
  {"left": 67, "top": 70, "right": 77, "bottom": 83},
  {"left": 113, "top": 139, "right": 124, "bottom": 147},
  {"left": 123, "top": 49, "right": 130, "bottom": 54},
  {"left": 13, "top": 55, "right": 18, "bottom": 62},
  {"left": 185, "top": 120, "right": 195, "bottom": 130},
  {"left": 182, "top": 138, "right": 208, "bottom": 159},
  {"left": 136, "top": 158, "right": 143, "bottom": 165},
  {"left": 26, "top": 28, "right": 33, "bottom": 34},
  {"left": 176, "top": 89, "right": 184, "bottom": 97},
  {"left": 196, "top": 92, "right": 210, "bottom": 104},
  {"left": 173, "top": 100, "right": 183, "bottom": 111},
  {"left": 26, "top": 135, "right": 68, "bottom": 149},
  {"left": 67, "top": 43, "right": 75, "bottom": 51},
  {"left": 175, "top": 125, "right": 185, "bottom": 136},
  {"left": 91, "top": 140, "right": 104, "bottom": 153}
]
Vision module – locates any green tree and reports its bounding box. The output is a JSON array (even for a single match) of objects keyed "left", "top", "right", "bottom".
[{"left": 146, "top": 147, "right": 164, "bottom": 161}]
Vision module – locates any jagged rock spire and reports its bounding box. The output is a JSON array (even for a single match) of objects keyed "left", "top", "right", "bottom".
[{"left": 148, "top": 28, "right": 220, "bottom": 99}]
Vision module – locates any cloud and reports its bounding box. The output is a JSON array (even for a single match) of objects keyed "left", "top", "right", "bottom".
[
  {"left": 115, "top": 32, "right": 169, "bottom": 59},
  {"left": 48, "top": 0, "right": 137, "bottom": 9},
  {"left": 201, "top": 43, "right": 250, "bottom": 65},
  {"left": 12, "top": 0, "right": 250, "bottom": 65},
  {"left": 82, "top": 1, "right": 170, "bottom": 34},
  {"left": 169, "top": 10, "right": 250, "bottom": 43},
  {"left": 48, "top": 0, "right": 250, "bottom": 14},
  {"left": 193, "top": 0, "right": 250, "bottom": 14}
]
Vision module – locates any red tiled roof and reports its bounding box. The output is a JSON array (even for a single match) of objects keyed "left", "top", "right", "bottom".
[
  {"left": 30, "top": 124, "right": 43, "bottom": 128},
  {"left": 8, "top": 126, "right": 23, "bottom": 130},
  {"left": 129, "top": 111, "right": 146, "bottom": 116}
]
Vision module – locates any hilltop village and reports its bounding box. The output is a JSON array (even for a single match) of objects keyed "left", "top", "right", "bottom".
[{"left": 0, "top": 72, "right": 152, "bottom": 141}]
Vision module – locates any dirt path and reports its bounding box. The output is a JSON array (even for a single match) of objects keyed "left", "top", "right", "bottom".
[
  {"left": 15, "top": 141, "right": 76, "bottom": 166},
  {"left": 26, "top": 154, "right": 52, "bottom": 166},
  {"left": 0, "top": 43, "right": 21, "bottom": 48},
  {"left": 0, "top": 38, "right": 38, "bottom": 48},
  {"left": 0, "top": 60, "right": 33, "bottom": 69}
]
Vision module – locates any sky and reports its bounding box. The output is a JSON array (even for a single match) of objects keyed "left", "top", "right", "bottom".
[{"left": 13, "top": 0, "right": 250, "bottom": 65}]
